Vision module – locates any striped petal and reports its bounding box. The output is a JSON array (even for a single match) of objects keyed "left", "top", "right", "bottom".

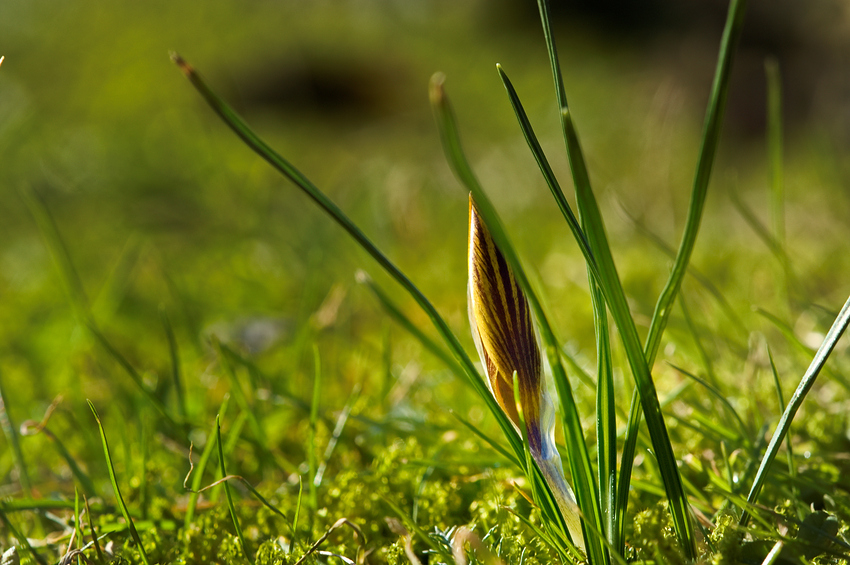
[{"left": 467, "top": 196, "right": 542, "bottom": 438}]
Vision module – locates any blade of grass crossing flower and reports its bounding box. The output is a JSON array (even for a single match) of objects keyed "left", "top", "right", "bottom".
[
  {"left": 217, "top": 415, "right": 253, "bottom": 564},
  {"left": 431, "top": 78, "right": 606, "bottom": 564},
  {"left": 173, "top": 54, "right": 523, "bottom": 466},
  {"left": 88, "top": 401, "right": 152, "bottom": 565},
  {"left": 741, "top": 294, "right": 850, "bottom": 527},
  {"left": 511, "top": 372, "right": 583, "bottom": 563}
]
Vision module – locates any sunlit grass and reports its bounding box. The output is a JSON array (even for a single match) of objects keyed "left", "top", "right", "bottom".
[{"left": 2, "top": 2, "right": 850, "bottom": 564}]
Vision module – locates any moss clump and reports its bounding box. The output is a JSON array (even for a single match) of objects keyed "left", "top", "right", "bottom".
[{"left": 631, "top": 502, "right": 686, "bottom": 565}]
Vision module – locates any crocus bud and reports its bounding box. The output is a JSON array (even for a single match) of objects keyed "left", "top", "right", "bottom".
[{"left": 467, "top": 195, "right": 584, "bottom": 551}]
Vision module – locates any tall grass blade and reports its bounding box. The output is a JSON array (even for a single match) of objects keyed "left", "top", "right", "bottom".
[
  {"left": 88, "top": 401, "right": 152, "bottom": 565},
  {"left": 536, "top": 0, "right": 716, "bottom": 555},
  {"left": 216, "top": 415, "right": 253, "bottom": 564},
  {"left": 172, "top": 53, "right": 523, "bottom": 462},
  {"left": 741, "top": 294, "right": 850, "bottom": 526},
  {"left": 493, "top": 74, "right": 617, "bottom": 547},
  {"left": 431, "top": 75, "right": 605, "bottom": 564}
]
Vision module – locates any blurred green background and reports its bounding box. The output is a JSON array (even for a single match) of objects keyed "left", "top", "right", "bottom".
[{"left": 1, "top": 0, "right": 849, "bottom": 475}]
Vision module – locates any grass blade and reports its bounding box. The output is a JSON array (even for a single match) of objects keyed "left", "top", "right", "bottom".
[
  {"left": 430, "top": 74, "right": 605, "bottom": 564},
  {"left": 536, "top": 1, "right": 702, "bottom": 556},
  {"left": 172, "top": 53, "right": 523, "bottom": 465},
  {"left": 740, "top": 294, "right": 850, "bottom": 526},
  {"left": 309, "top": 345, "right": 321, "bottom": 513},
  {"left": 184, "top": 395, "right": 230, "bottom": 532},
  {"left": 161, "top": 306, "right": 188, "bottom": 423},
  {"left": 766, "top": 347, "right": 796, "bottom": 482},
  {"left": 0, "top": 508, "right": 48, "bottom": 565},
  {"left": 88, "top": 401, "right": 152, "bottom": 565},
  {"left": 216, "top": 414, "right": 253, "bottom": 564},
  {"left": 0, "top": 371, "right": 33, "bottom": 497}
]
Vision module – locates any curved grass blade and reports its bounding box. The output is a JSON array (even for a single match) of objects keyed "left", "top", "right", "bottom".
[
  {"left": 172, "top": 53, "right": 523, "bottom": 464},
  {"left": 740, "top": 293, "right": 850, "bottom": 527},
  {"left": 88, "top": 401, "right": 152, "bottom": 565},
  {"left": 217, "top": 415, "right": 253, "bottom": 564},
  {"left": 431, "top": 75, "right": 606, "bottom": 565}
]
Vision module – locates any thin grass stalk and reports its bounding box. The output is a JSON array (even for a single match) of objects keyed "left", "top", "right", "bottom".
[
  {"left": 88, "top": 401, "right": 152, "bottom": 565},
  {"left": 161, "top": 307, "right": 188, "bottom": 424},
  {"left": 309, "top": 345, "right": 321, "bottom": 514},
  {"left": 184, "top": 395, "right": 230, "bottom": 532},
  {"left": 84, "top": 494, "right": 107, "bottom": 565},
  {"left": 431, "top": 77, "right": 604, "bottom": 562},
  {"left": 0, "top": 372, "right": 33, "bottom": 497},
  {"left": 766, "top": 348, "right": 796, "bottom": 482},
  {"left": 642, "top": 0, "right": 748, "bottom": 363},
  {"left": 74, "top": 487, "right": 84, "bottom": 565},
  {"left": 741, "top": 294, "right": 850, "bottom": 527},
  {"left": 216, "top": 415, "right": 253, "bottom": 564},
  {"left": 172, "top": 53, "right": 523, "bottom": 465}
]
